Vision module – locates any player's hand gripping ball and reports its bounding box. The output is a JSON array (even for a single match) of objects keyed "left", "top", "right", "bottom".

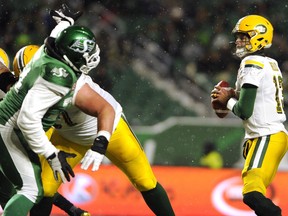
[{"left": 211, "top": 80, "right": 231, "bottom": 118}]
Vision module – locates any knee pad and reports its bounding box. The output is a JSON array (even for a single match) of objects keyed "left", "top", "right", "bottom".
[
  {"left": 134, "top": 178, "right": 157, "bottom": 191},
  {"left": 44, "top": 188, "right": 58, "bottom": 198},
  {"left": 18, "top": 183, "right": 44, "bottom": 204},
  {"left": 43, "top": 181, "right": 60, "bottom": 197},
  {"left": 242, "top": 169, "right": 266, "bottom": 195}
]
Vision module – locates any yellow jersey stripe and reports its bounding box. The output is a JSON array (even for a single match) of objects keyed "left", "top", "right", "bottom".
[{"left": 244, "top": 60, "right": 264, "bottom": 69}]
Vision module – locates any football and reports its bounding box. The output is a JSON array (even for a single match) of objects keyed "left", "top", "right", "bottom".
[{"left": 211, "top": 80, "right": 231, "bottom": 118}]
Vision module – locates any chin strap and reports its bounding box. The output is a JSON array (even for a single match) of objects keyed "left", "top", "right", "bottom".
[{"left": 63, "top": 55, "right": 80, "bottom": 72}]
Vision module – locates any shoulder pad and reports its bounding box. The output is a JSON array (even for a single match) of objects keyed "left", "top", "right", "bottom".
[{"left": 243, "top": 56, "right": 264, "bottom": 70}]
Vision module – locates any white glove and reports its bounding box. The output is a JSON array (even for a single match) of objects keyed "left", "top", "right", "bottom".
[
  {"left": 81, "top": 149, "right": 105, "bottom": 171},
  {"left": 47, "top": 150, "right": 76, "bottom": 183},
  {"left": 80, "top": 135, "right": 108, "bottom": 171}
]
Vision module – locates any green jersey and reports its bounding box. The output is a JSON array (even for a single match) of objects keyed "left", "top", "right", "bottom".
[{"left": 0, "top": 45, "right": 78, "bottom": 157}]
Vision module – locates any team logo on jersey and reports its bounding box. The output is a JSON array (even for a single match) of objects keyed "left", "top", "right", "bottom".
[
  {"left": 70, "top": 39, "right": 95, "bottom": 53},
  {"left": 51, "top": 67, "right": 69, "bottom": 78}
]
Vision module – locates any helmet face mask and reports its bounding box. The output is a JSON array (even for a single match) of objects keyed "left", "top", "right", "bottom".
[
  {"left": 232, "top": 33, "right": 252, "bottom": 58},
  {"left": 79, "top": 47, "right": 100, "bottom": 74},
  {"left": 55, "top": 26, "right": 100, "bottom": 74},
  {"left": 232, "top": 15, "right": 273, "bottom": 58}
]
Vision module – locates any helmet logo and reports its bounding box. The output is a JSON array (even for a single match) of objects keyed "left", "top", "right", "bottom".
[
  {"left": 70, "top": 39, "right": 95, "bottom": 53},
  {"left": 255, "top": 24, "right": 267, "bottom": 34}
]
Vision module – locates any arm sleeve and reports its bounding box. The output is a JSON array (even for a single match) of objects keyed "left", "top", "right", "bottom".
[
  {"left": 232, "top": 84, "right": 257, "bottom": 120},
  {"left": 50, "top": 21, "right": 70, "bottom": 38}
]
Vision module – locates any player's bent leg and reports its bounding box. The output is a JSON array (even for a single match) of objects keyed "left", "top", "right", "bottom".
[
  {"left": 241, "top": 133, "right": 288, "bottom": 216},
  {"left": 141, "top": 182, "right": 175, "bottom": 216},
  {"left": 106, "top": 116, "right": 175, "bottom": 215},
  {"left": 0, "top": 129, "right": 44, "bottom": 216},
  {"left": 107, "top": 117, "right": 157, "bottom": 191},
  {"left": 4, "top": 194, "right": 35, "bottom": 216},
  {"left": 31, "top": 130, "right": 90, "bottom": 216},
  {"left": 243, "top": 191, "right": 281, "bottom": 216}
]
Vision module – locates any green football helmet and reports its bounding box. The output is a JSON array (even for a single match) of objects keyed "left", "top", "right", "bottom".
[{"left": 55, "top": 25, "right": 100, "bottom": 74}]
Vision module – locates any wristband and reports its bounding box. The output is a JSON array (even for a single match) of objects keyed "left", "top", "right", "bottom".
[
  {"left": 47, "top": 152, "right": 56, "bottom": 160},
  {"left": 91, "top": 136, "right": 109, "bottom": 154},
  {"left": 227, "top": 98, "right": 237, "bottom": 111},
  {"left": 97, "top": 130, "right": 111, "bottom": 141}
]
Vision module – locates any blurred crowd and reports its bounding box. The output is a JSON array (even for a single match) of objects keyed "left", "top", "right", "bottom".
[{"left": 1, "top": 0, "right": 288, "bottom": 100}]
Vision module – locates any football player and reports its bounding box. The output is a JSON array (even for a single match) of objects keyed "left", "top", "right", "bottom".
[
  {"left": 13, "top": 44, "right": 40, "bottom": 79},
  {"left": 211, "top": 15, "right": 288, "bottom": 216},
  {"left": 34, "top": 75, "right": 175, "bottom": 216},
  {"left": 29, "top": 70, "right": 175, "bottom": 216},
  {"left": 0, "top": 7, "right": 100, "bottom": 216},
  {"left": 0, "top": 49, "right": 18, "bottom": 211},
  {"left": 13, "top": 6, "right": 174, "bottom": 216},
  {"left": 0, "top": 48, "right": 17, "bottom": 99},
  {"left": 8, "top": 45, "right": 90, "bottom": 216}
]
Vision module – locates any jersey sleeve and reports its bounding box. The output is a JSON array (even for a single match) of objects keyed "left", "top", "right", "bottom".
[
  {"left": 17, "top": 77, "right": 66, "bottom": 157},
  {"left": 71, "top": 74, "right": 94, "bottom": 104},
  {"left": 239, "top": 56, "right": 265, "bottom": 87},
  {"left": 50, "top": 21, "right": 70, "bottom": 38},
  {"left": 72, "top": 74, "right": 120, "bottom": 110},
  {"left": 40, "top": 61, "right": 77, "bottom": 91}
]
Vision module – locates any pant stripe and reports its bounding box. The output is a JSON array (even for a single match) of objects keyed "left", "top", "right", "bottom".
[{"left": 248, "top": 135, "right": 270, "bottom": 170}]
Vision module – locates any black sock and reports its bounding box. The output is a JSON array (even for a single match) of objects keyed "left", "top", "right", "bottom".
[
  {"left": 141, "top": 182, "right": 175, "bottom": 216},
  {"left": 30, "top": 196, "right": 54, "bottom": 216},
  {"left": 53, "top": 192, "right": 74, "bottom": 213},
  {"left": 243, "top": 191, "right": 281, "bottom": 216},
  {"left": 53, "top": 192, "right": 86, "bottom": 216}
]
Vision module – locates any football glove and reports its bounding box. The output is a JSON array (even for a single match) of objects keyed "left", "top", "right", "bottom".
[
  {"left": 81, "top": 136, "right": 108, "bottom": 171},
  {"left": 50, "top": 3, "right": 83, "bottom": 25},
  {"left": 47, "top": 150, "right": 76, "bottom": 183}
]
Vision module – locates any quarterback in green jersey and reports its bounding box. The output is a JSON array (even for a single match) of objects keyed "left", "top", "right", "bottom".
[{"left": 0, "top": 7, "right": 100, "bottom": 216}]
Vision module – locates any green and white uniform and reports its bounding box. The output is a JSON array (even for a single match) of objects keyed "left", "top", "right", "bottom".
[{"left": 0, "top": 45, "right": 78, "bottom": 216}]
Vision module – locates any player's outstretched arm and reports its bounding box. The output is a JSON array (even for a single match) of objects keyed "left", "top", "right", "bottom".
[{"left": 74, "top": 83, "right": 115, "bottom": 171}]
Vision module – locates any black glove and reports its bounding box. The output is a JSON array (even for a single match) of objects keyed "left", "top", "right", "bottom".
[
  {"left": 47, "top": 150, "right": 76, "bottom": 183},
  {"left": 49, "top": 3, "right": 83, "bottom": 25}
]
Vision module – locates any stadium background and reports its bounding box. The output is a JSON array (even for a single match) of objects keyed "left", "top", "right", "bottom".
[{"left": 2, "top": 0, "right": 288, "bottom": 215}]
